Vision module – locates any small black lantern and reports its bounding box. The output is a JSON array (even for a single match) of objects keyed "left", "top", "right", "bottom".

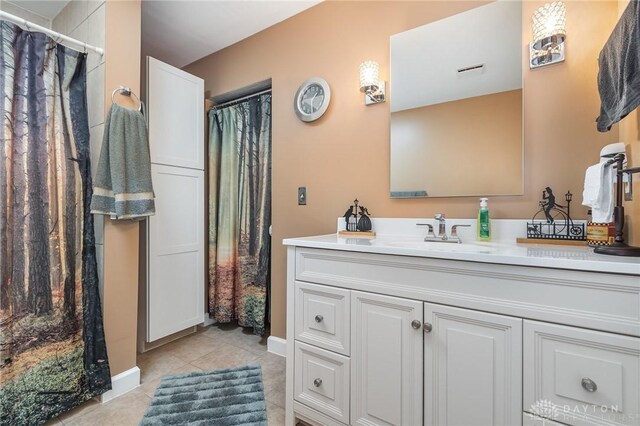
[{"left": 565, "top": 191, "right": 572, "bottom": 219}]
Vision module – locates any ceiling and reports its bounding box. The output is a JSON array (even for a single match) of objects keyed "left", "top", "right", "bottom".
[
  {"left": 4, "top": 1, "right": 320, "bottom": 69},
  {"left": 4, "top": 0, "right": 70, "bottom": 19},
  {"left": 390, "top": 1, "right": 522, "bottom": 112},
  {"left": 142, "top": 0, "right": 321, "bottom": 68}
]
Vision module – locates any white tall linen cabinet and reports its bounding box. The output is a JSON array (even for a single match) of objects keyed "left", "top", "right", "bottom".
[{"left": 139, "top": 57, "right": 205, "bottom": 349}]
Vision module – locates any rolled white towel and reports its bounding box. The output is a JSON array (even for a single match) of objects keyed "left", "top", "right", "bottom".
[
  {"left": 582, "top": 160, "right": 614, "bottom": 223},
  {"left": 582, "top": 162, "right": 604, "bottom": 207}
]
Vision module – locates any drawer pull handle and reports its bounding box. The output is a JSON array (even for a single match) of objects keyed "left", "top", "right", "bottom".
[
  {"left": 313, "top": 378, "right": 322, "bottom": 387},
  {"left": 314, "top": 315, "right": 323, "bottom": 323},
  {"left": 424, "top": 322, "right": 433, "bottom": 333},
  {"left": 581, "top": 377, "right": 597, "bottom": 392}
]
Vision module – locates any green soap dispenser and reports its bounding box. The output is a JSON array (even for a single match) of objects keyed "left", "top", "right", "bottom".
[{"left": 477, "top": 197, "right": 491, "bottom": 241}]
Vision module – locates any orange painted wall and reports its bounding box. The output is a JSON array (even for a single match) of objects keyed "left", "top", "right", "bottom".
[
  {"left": 102, "top": 0, "right": 141, "bottom": 376},
  {"left": 184, "top": 1, "right": 622, "bottom": 339}
]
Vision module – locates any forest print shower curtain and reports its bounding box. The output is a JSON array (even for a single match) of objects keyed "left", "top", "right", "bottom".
[
  {"left": 0, "top": 22, "right": 111, "bottom": 425},
  {"left": 209, "top": 93, "right": 271, "bottom": 335}
]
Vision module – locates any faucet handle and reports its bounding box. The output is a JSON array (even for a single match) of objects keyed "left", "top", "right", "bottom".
[
  {"left": 417, "top": 223, "right": 436, "bottom": 238},
  {"left": 434, "top": 214, "right": 446, "bottom": 221},
  {"left": 450, "top": 224, "right": 471, "bottom": 239}
]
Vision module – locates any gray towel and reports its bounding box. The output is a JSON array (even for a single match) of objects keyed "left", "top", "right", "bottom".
[
  {"left": 596, "top": 0, "right": 640, "bottom": 132},
  {"left": 91, "top": 104, "right": 155, "bottom": 219}
]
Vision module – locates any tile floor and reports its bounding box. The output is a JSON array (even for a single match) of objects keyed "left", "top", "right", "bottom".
[{"left": 45, "top": 323, "right": 286, "bottom": 425}]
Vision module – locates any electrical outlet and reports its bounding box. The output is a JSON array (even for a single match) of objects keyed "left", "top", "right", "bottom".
[{"left": 298, "top": 187, "right": 307, "bottom": 205}]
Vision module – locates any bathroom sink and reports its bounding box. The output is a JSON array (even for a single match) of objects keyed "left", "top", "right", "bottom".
[{"left": 382, "top": 240, "right": 495, "bottom": 254}]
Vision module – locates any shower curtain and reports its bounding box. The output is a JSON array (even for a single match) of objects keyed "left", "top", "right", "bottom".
[
  {"left": 208, "top": 93, "right": 272, "bottom": 335},
  {"left": 0, "top": 22, "right": 111, "bottom": 425}
]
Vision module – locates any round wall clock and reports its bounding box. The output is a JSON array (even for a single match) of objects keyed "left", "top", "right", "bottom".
[{"left": 294, "top": 77, "right": 331, "bottom": 122}]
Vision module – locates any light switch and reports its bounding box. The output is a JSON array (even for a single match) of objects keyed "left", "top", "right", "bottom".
[{"left": 298, "top": 187, "right": 307, "bottom": 205}]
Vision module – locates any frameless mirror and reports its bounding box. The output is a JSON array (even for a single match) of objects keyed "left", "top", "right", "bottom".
[{"left": 390, "top": 1, "right": 523, "bottom": 198}]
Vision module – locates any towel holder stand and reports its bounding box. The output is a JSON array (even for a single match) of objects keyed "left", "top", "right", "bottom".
[
  {"left": 111, "top": 85, "right": 142, "bottom": 112},
  {"left": 595, "top": 153, "right": 640, "bottom": 256}
]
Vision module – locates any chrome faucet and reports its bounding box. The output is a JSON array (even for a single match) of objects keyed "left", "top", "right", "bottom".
[
  {"left": 417, "top": 214, "right": 471, "bottom": 243},
  {"left": 434, "top": 214, "right": 447, "bottom": 239}
]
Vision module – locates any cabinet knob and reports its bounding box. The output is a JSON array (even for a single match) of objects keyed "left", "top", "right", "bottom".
[
  {"left": 411, "top": 320, "right": 422, "bottom": 329},
  {"left": 581, "top": 377, "right": 597, "bottom": 392},
  {"left": 423, "top": 322, "right": 433, "bottom": 333},
  {"left": 314, "top": 315, "right": 323, "bottom": 323},
  {"left": 313, "top": 378, "right": 322, "bottom": 387}
]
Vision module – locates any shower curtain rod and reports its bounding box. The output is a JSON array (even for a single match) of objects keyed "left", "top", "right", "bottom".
[
  {"left": 0, "top": 11, "right": 104, "bottom": 56},
  {"left": 210, "top": 88, "right": 272, "bottom": 110}
]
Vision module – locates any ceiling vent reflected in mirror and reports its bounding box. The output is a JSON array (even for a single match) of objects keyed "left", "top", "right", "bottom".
[{"left": 457, "top": 64, "right": 486, "bottom": 79}]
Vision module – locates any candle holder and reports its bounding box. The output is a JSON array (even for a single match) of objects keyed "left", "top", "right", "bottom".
[{"left": 340, "top": 198, "right": 375, "bottom": 238}]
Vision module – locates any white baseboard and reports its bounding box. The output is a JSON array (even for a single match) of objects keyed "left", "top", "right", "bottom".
[
  {"left": 267, "top": 336, "right": 286, "bottom": 358},
  {"left": 201, "top": 313, "right": 215, "bottom": 327},
  {"left": 100, "top": 366, "right": 140, "bottom": 403}
]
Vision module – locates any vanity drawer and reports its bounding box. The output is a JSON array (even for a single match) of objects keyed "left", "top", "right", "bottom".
[
  {"left": 524, "top": 320, "right": 640, "bottom": 426},
  {"left": 295, "top": 281, "right": 350, "bottom": 356},
  {"left": 294, "top": 341, "right": 350, "bottom": 424},
  {"left": 523, "top": 413, "right": 565, "bottom": 426}
]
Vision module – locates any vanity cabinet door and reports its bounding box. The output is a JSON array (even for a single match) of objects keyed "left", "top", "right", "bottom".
[
  {"left": 424, "top": 303, "right": 522, "bottom": 426},
  {"left": 351, "top": 291, "right": 423, "bottom": 426}
]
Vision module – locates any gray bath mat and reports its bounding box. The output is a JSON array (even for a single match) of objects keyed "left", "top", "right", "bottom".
[{"left": 140, "top": 364, "right": 268, "bottom": 425}]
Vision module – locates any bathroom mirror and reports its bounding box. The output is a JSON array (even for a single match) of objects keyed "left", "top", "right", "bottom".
[{"left": 390, "top": 1, "right": 523, "bottom": 198}]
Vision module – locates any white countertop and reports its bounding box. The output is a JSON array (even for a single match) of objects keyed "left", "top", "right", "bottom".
[{"left": 283, "top": 233, "right": 640, "bottom": 275}]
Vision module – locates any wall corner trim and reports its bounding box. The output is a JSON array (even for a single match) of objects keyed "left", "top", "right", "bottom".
[
  {"left": 267, "top": 336, "right": 286, "bottom": 358},
  {"left": 99, "top": 366, "right": 141, "bottom": 403}
]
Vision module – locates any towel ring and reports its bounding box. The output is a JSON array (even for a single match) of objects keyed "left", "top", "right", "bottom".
[{"left": 111, "top": 85, "right": 142, "bottom": 112}]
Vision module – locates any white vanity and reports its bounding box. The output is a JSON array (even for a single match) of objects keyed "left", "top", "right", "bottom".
[{"left": 283, "top": 219, "right": 640, "bottom": 426}]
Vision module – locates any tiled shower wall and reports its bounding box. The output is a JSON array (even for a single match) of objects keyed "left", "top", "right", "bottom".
[
  {"left": 52, "top": 1, "right": 107, "bottom": 301},
  {"left": 0, "top": 2, "right": 50, "bottom": 27}
]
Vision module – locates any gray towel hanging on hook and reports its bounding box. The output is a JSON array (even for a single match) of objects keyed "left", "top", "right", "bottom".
[{"left": 91, "top": 92, "right": 155, "bottom": 219}]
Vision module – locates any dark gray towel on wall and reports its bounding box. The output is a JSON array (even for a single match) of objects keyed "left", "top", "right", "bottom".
[
  {"left": 91, "top": 103, "right": 155, "bottom": 219},
  {"left": 596, "top": 0, "right": 640, "bottom": 132}
]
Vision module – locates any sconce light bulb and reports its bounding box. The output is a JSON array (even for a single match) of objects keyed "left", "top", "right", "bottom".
[
  {"left": 532, "top": 1, "right": 566, "bottom": 51},
  {"left": 360, "top": 60, "right": 380, "bottom": 93}
]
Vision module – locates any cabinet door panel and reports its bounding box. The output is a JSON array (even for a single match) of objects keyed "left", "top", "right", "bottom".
[
  {"left": 147, "top": 57, "right": 204, "bottom": 170},
  {"left": 351, "top": 291, "right": 423, "bottom": 426},
  {"left": 424, "top": 303, "right": 522, "bottom": 426},
  {"left": 148, "top": 164, "right": 204, "bottom": 341}
]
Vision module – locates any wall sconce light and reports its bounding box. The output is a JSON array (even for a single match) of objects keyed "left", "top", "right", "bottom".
[
  {"left": 529, "top": 1, "right": 566, "bottom": 69},
  {"left": 359, "top": 60, "right": 386, "bottom": 105}
]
